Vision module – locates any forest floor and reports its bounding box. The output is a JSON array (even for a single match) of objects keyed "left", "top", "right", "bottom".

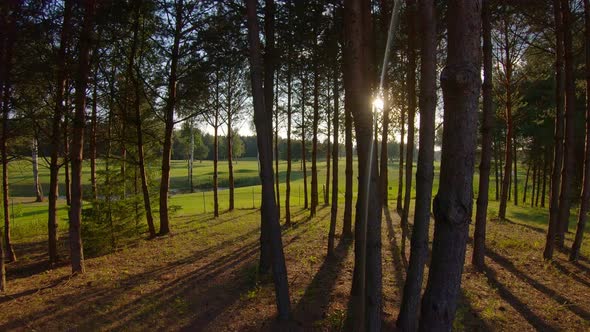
[{"left": 1, "top": 201, "right": 590, "bottom": 331}]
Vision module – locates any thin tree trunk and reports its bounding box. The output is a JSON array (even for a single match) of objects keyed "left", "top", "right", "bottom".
[
  {"left": 546, "top": 0, "right": 566, "bottom": 251},
  {"left": 541, "top": 148, "right": 548, "bottom": 207},
  {"left": 90, "top": 72, "right": 97, "bottom": 200},
  {"left": 32, "top": 138, "right": 44, "bottom": 202},
  {"left": 285, "top": 55, "right": 292, "bottom": 226},
  {"left": 158, "top": 0, "right": 183, "bottom": 235},
  {"left": 130, "top": 0, "right": 155, "bottom": 238},
  {"left": 64, "top": 108, "right": 71, "bottom": 207},
  {"left": 69, "top": 0, "right": 96, "bottom": 274},
  {"left": 311, "top": 52, "right": 319, "bottom": 217},
  {"left": 570, "top": 0, "right": 590, "bottom": 261},
  {"left": 246, "top": 0, "right": 291, "bottom": 319},
  {"left": 397, "top": 91, "right": 405, "bottom": 212},
  {"left": 343, "top": 76, "right": 353, "bottom": 238},
  {"left": 0, "top": 1, "right": 6, "bottom": 291},
  {"left": 556, "top": 0, "right": 576, "bottom": 248},
  {"left": 401, "top": 0, "right": 417, "bottom": 259},
  {"left": 302, "top": 76, "right": 309, "bottom": 210},
  {"left": 379, "top": 0, "right": 391, "bottom": 206},
  {"left": 419, "top": 0, "right": 481, "bottom": 329},
  {"left": 498, "top": 16, "right": 514, "bottom": 220},
  {"left": 48, "top": 0, "right": 72, "bottom": 266},
  {"left": 397, "top": 0, "right": 436, "bottom": 328},
  {"left": 495, "top": 138, "right": 500, "bottom": 201},
  {"left": 523, "top": 163, "right": 531, "bottom": 204},
  {"left": 472, "top": 0, "right": 493, "bottom": 271},
  {"left": 325, "top": 104, "right": 331, "bottom": 206},
  {"left": 328, "top": 50, "right": 339, "bottom": 256},
  {"left": 513, "top": 138, "right": 518, "bottom": 205},
  {"left": 228, "top": 73, "right": 235, "bottom": 211},
  {"left": 213, "top": 72, "right": 220, "bottom": 218}
]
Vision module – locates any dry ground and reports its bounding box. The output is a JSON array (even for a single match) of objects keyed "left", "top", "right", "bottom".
[{"left": 1, "top": 205, "right": 590, "bottom": 331}]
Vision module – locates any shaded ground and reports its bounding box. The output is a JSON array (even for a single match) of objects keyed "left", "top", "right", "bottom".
[{"left": 1, "top": 205, "right": 590, "bottom": 331}]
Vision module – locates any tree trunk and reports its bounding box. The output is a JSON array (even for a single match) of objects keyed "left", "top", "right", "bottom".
[
  {"left": 570, "top": 0, "right": 590, "bottom": 262},
  {"left": 311, "top": 53, "right": 319, "bottom": 217},
  {"left": 274, "top": 74, "right": 280, "bottom": 218},
  {"left": 379, "top": 0, "right": 392, "bottom": 206},
  {"left": 513, "top": 138, "right": 518, "bottom": 205},
  {"left": 397, "top": 0, "right": 436, "bottom": 328},
  {"left": 328, "top": 45, "right": 339, "bottom": 255},
  {"left": 48, "top": 0, "right": 72, "bottom": 266},
  {"left": 344, "top": 0, "right": 382, "bottom": 329},
  {"left": 130, "top": 0, "right": 155, "bottom": 238},
  {"left": 69, "top": 0, "right": 96, "bottom": 274},
  {"left": 495, "top": 138, "right": 500, "bottom": 201},
  {"left": 285, "top": 57, "right": 292, "bottom": 226},
  {"left": 213, "top": 72, "right": 220, "bottom": 218},
  {"left": 228, "top": 73, "right": 235, "bottom": 211},
  {"left": 64, "top": 107, "right": 71, "bottom": 206},
  {"left": 189, "top": 124, "right": 194, "bottom": 192},
  {"left": 325, "top": 106, "right": 331, "bottom": 207},
  {"left": 302, "top": 76, "right": 309, "bottom": 210},
  {"left": 472, "top": 0, "right": 493, "bottom": 271},
  {"left": 523, "top": 163, "right": 531, "bottom": 204},
  {"left": 556, "top": 0, "right": 576, "bottom": 248},
  {"left": 541, "top": 148, "right": 548, "bottom": 207},
  {"left": 159, "top": 0, "right": 183, "bottom": 236},
  {"left": 546, "top": 0, "right": 566, "bottom": 256},
  {"left": 419, "top": 1, "right": 481, "bottom": 329},
  {"left": 343, "top": 77, "right": 353, "bottom": 238},
  {"left": 397, "top": 92, "right": 405, "bottom": 212},
  {"left": 32, "top": 138, "right": 44, "bottom": 202},
  {"left": 498, "top": 16, "right": 514, "bottom": 221},
  {"left": 246, "top": 0, "right": 291, "bottom": 319},
  {"left": 401, "top": 0, "right": 417, "bottom": 259},
  {"left": 90, "top": 71, "right": 98, "bottom": 200}
]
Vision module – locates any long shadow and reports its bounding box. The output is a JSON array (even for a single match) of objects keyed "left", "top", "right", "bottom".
[
  {"left": 290, "top": 238, "right": 352, "bottom": 329},
  {"left": 384, "top": 207, "right": 406, "bottom": 294},
  {"left": 486, "top": 248, "right": 590, "bottom": 321},
  {"left": 457, "top": 291, "right": 492, "bottom": 331},
  {"left": 0, "top": 275, "right": 70, "bottom": 305},
  {"left": 551, "top": 260, "right": 590, "bottom": 288},
  {"left": 503, "top": 217, "right": 546, "bottom": 235},
  {"left": 483, "top": 266, "right": 556, "bottom": 331}
]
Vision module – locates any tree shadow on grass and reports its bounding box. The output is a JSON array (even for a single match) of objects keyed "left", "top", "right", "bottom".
[
  {"left": 384, "top": 207, "right": 406, "bottom": 294},
  {"left": 486, "top": 248, "right": 590, "bottom": 322},
  {"left": 551, "top": 260, "right": 590, "bottom": 288},
  {"left": 482, "top": 266, "right": 556, "bottom": 331},
  {"left": 289, "top": 238, "right": 352, "bottom": 329}
]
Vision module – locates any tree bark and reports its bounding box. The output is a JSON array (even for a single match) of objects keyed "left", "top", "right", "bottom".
[
  {"left": 494, "top": 139, "right": 500, "bottom": 201},
  {"left": 343, "top": 77, "right": 353, "bottom": 238},
  {"left": 311, "top": 51, "right": 319, "bottom": 217},
  {"left": 544, "top": 0, "right": 565, "bottom": 260},
  {"left": 285, "top": 47, "right": 293, "bottom": 226},
  {"left": 302, "top": 76, "right": 309, "bottom": 210},
  {"left": 90, "top": 71, "right": 97, "bottom": 200},
  {"left": 130, "top": 0, "right": 156, "bottom": 238},
  {"left": 159, "top": 0, "right": 182, "bottom": 235},
  {"left": 513, "top": 138, "right": 518, "bottom": 205},
  {"left": 472, "top": 0, "right": 493, "bottom": 271},
  {"left": 397, "top": 91, "right": 405, "bottom": 212},
  {"left": 32, "top": 138, "right": 44, "bottom": 202},
  {"left": 245, "top": 0, "right": 291, "bottom": 319},
  {"left": 397, "top": 0, "right": 436, "bottom": 328},
  {"left": 48, "top": 0, "right": 72, "bottom": 266},
  {"left": 523, "top": 163, "right": 531, "bottom": 204},
  {"left": 228, "top": 72, "right": 235, "bottom": 211},
  {"left": 64, "top": 107, "right": 71, "bottom": 207},
  {"left": 325, "top": 105, "right": 331, "bottom": 207},
  {"left": 541, "top": 148, "right": 548, "bottom": 207},
  {"left": 570, "top": 0, "right": 590, "bottom": 262},
  {"left": 328, "top": 45, "right": 339, "bottom": 256},
  {"left": 213, "top": 72, "right": 220, "bottom": 218},
  {"left": 556, "top": 0, "right": 576, "bottom": 247},
  {"left": 69, "top": 0, "right": 96, "bottom": 274},
  {"left": 419, "top": 1, "right": 481, "bottom": 329},
  {"left": 274, "top": 74, "right": 280, "bottom": 218},
  {"left": 401, "top": 0, "right": 417, "bottom": 260}
]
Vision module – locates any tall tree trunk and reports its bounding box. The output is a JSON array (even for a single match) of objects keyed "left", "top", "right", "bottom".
[
  {"left": 570, "top": 0, "right": 590, "bottom": 261},
  {"left": 311, "top": 53, "right": 319, "bottom": 217},
  {"left": 397, "top": 0, "right": 436, "bottom": 328},
  {"left": 397, "top": 92, "right": 405, "bottom": 212},
  {"left": 325, "top": 105, "right": 331, "bottom": 206},
  {"left": 245, "top": 0, "right": 291, "bottom": 319},
  {"left": 419, "top": 0, "right": 481, "bottom": 329},
  {"left": 401, "top": 0, "right": 417, "bottom": 259},
  {"left": 302, "top": 76, "right": 309, "bottom": 210},
  {"left": 189, "top": 124, "right": 194, "bottom": 192},
  {"left": 213, "top": 72, "right": 220, "bottom": 218},
  {"left": 69, "top": 0, "right": 96, "bottom": 274},
  {"left": 285, "top": 60, "right": 292, "bottom": 226},
  {"left": 556, "top": 0, "right": 576, "bottom": 247},
  {"left": 345, "top": 0, "right": 382, "bottom": 329},
  {"left": 90, "top": 72, "right": 97, "bottom": 200},
  {"left": 0, "top": 0, "right": 7, "bottom": 291},
  {"left": 472, "top": 0, "right": 493, "bottom": 271},
  {"left": 274, "top": 77, "right": 280, "bottom": 218},
  {"left": 228, "top": 73, "right": 235, "bottom": 211},
  {"left": 379, "top": 0, "right": 392, "bottom": 206},
  {"left": 64, "top": 108, "right": 71, "bottom": 207},
  {"left": 130, "top": 0, "right": 155, "bottom": 238},
  {"left": 158, "top": 0, "right": 182, "bottom": 236},
  {"left": 259, "top": 0, "right": 277, "bottom": 274},
  {"left": 343, "top": 78, "right": 353, "bottom": 238},
  {"left": 498, "top": 16, "right": 514, "bottom": 220},
  {"left": 328, "top": 52, "right": 339, "bottom": 256},
  {"left": 48, "top": 0, "right": 72, "bottom": 266},
  {"left": 32, "top": 138, "right": 44, "bottom": 202}
]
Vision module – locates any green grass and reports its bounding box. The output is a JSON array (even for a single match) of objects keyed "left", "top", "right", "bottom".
[{"left": 5, "top": 156, "right": 586, "bottom": 243}]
